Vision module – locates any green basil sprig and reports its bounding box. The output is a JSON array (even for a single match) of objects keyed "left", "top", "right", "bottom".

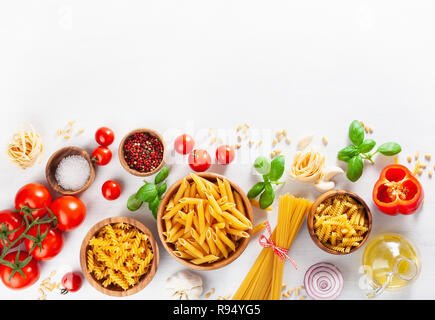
[
  {"left": 127, "top": 166, "right": 170, "bottom": 218},
  {"left": 247, "top": 155, "right": 285, "bottom": 209},
  {"left": 338, "top": 120, "right": 402, "bottom": 182}
]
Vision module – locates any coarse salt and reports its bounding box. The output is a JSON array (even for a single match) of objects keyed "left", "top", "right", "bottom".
[{"left": 55, "top": 155, "right": 90, "bottom": 191}]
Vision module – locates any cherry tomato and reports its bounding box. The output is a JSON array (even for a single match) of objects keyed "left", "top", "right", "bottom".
[
  {"left": 24, "top": 223, "right": 64, "bottom": 261},
  {"left": 174, "top": 134, "right": 195, "bottom": 155},
  {"left": 102, "top": 180, "right": 121, "bottom": 200},
  {"left": 61, "top": 272, "right": 82, "bottom": 292},
  {"left": 188, "top": 149, "right": 212, "bottom": 172},
  {"left": 15, "top": 183, "right": 52, "bottom": 220},
  {"left": 95, "top": 127, "right": 115, "bottom": 147},
  {"left": 92, "top": 146, "right": 112, "bottom": 166},
  {"left": 216, "top": 145, "right": 235, "bottom": 165},
  {"left": 0, "top": 210, "right": 25, "bottom": 250},
  {"left": 0, "top": 251, "right": 40, "bottom": 289},
  {"left": 50, "top": 196, "right": 86, "bottom": 232}
]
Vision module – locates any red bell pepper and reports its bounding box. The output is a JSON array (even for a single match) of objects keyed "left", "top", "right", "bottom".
[{"left": 373, "top": 164, "right": 424, "bottom": 215}]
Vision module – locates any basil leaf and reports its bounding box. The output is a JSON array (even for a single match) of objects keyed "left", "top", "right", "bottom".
[
  {"left": 254, "top": 156, "right": 271, "bottom": 175},
  {"left": 377, "top": 142, "right": 402, "bottom": 156},
  {"left": 338, "top": 145, "right": 360, "bottom": 162},
  {"left": 157, "top": 182, "right": 167, "bottom": 197},
  {"left": 127, "top": 194, "right": 143, "bottom": 211},
  {"left": 358, "top": 139, "right": 376, "bottom": 154},
  {"left": 148, "top": 197, "right": 160, "bottom": 219},
  {"left": 137, "top": 183, "right": 158, "bottom": 203},
  {"left": 349, "top": 120, "right": 365, "bottom": 146},
  {"left": 269, "top": 155, "right": 285, "bottom": 181},
  {"left": 346, "top": 155, "right": 364, "bottom": 182},
  {"left": 247, "top": 182, "right": 265, "bottom": 199},
  {"left": 259, "top": 183, "right": 275, "bottom": 209},
  {"left": 154, "top": 166, "right": 169, "bottom": 185}
]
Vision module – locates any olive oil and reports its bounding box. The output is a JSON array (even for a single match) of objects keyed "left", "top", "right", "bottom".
[{"left": 362, "top": 233, "right": 420, "bottom": 291}]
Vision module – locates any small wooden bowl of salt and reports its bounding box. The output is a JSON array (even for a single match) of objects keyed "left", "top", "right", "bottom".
[{"left": 46, "top": 146, "right": 95, "bottom": 195}]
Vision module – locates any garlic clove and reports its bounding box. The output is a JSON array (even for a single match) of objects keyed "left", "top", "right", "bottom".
[
  {"left": 314, "top": 180, "right": 336, "bottom": 193},
  {"left": 322, "top": 166, "right": 344, "bottom": 182}
]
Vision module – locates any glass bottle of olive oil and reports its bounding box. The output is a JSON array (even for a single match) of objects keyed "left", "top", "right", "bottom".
[{"left": 362, "top": 233, "right": 421, "bottom": 298}]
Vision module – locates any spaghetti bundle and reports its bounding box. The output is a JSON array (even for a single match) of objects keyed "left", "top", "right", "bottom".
[
  {"left": 7, "top": 123, "right": 43, "bottom": 169},
  {"left": 233, "top": 194, "right": 312, "bottom": 300}
]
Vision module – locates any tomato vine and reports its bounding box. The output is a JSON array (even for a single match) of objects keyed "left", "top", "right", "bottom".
[{"left": 0, "top": 207, "right": 58, "bottom": 279}]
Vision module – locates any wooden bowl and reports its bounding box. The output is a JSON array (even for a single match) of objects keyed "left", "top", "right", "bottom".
[
  {"left": 157, "top": 172, "right": 254, "bottom": 271},
  {"left": 79, "top": 216, "right": 159, "bottom": 297},
  {"left": 118, "top": 128, "right": 166, "bottom": 177},
  {"left": 307, "top": 190, "right": 372, "bottom": 255},
  {"left": 45, "top": 146, "right": 95, "bottom": 195}
]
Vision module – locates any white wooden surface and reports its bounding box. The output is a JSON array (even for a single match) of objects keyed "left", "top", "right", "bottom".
[{"left": 0, "top": 0, "right": 434, "bottom": 300}]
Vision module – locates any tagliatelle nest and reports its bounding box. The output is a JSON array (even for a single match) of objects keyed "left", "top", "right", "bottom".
[
  {"left": 7, "top": 123, "right": 43, "bottom": 169},
  {"left": 289, "top": 149, "right": 325, "bottom": 183}
]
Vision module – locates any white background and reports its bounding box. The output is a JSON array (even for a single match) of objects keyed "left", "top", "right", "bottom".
[{"left": 0, "top": 0, "right": 434, "bottom": 300}]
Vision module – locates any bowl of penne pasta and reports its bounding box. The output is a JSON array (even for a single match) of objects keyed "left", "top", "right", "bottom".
[
  {"left": 307, "top": 190, "right": 372, "bottom": 255},
  {"left": 80, "top": 216, "right": 159, "bottom": 297},
  {"left": 157, "top": 172, "right": 254, "bottom": 271}
]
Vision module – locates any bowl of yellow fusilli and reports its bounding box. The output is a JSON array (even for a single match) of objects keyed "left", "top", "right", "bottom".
[
  {"left": 307, "top": 190, "right": 372, "bottom": 255},
  {"left": 80, "top": 216, "right": 159, "bottom": 297}
]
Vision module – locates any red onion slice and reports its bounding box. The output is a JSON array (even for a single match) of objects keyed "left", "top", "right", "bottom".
[{"left": 304, "top": 262, "right": 343, "bottom": 300}]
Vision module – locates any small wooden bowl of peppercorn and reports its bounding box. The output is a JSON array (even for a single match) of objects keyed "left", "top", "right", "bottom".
[{"left": 118, "top": 128, "right": 166, "bottom": 177}]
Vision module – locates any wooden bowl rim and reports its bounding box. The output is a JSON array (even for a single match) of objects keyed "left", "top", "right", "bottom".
[
  {"left": 307, "top": 189, "right": 373, "bottom": 255},
  {"left": 118, "top": 128, "right": 166, "bottom": 177},
  {"left": 157, "top": 172, "right": 254, "bottom": 271},
  {"left": 45, "top": 146, "right": 95, "bottom": 196},
  {"left": 79, "top": 216, "right": 160, "bottom": 297}
]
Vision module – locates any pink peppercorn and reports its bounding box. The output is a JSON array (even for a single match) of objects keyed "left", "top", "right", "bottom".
[{"left": 123, "top": 132, "right": 164, "bottom": 173}]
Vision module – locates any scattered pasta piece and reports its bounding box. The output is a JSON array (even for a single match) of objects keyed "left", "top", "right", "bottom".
[
  {"left": 204, "top": 288, "right": 215, "bottom": 298},
  {"left": 250, "top": 199, "right": 272, "bottom": 211},
  {"left": 407, "top": 156, "right": 412, "bottom": 163},
  {"left": 252, "top": 221, "right": 268, "bottom": 235},
  {"left": 297, "top": 135, "right": 313, "bottom": 150},
  {"left": 322, "top": 136, "right": 328, "bottom": 145}
]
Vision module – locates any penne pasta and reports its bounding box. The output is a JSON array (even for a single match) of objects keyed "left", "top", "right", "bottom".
[{"left": 162, "top": 174, "right": 252, "bottom": 265}]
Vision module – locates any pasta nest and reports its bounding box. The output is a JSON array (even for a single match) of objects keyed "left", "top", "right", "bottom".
[{"left": 289, "top": 149, "right": 325, "bottom": 183}]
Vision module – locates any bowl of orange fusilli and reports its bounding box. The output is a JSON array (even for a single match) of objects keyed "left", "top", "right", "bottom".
[{"left": 80, "top": 216, "right": 159, "bottom": 297}]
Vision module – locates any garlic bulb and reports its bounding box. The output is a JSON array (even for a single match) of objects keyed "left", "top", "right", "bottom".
[{"left": 166, "top": 270, "right": 203, "bottom": 300}]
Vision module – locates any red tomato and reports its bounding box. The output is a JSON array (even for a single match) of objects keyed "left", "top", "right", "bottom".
[
  {"left": 95, "top": 127, "right": 115, "bottom": 147},
  {"left": 102, "top": 180, "right": 121, "bottom": 200},
  {"left": 92, "top": 146, "right": 112, "bottom": 166},
  {"left": 174, "top": 134, "right": 195, "bottom": 155},
  {"left": 50, "top": 196, "right": 86, "bottom": 232},
  {"left": 24, "top": 223, "right": 64, "bottom": 261},
  {"left": 15, "top": 183, "right": 52, "bottom": 220},
  {"left": 0, "top": 251, "right": 40, "bottom": 289},
  {"left": 216, "top": 145, "right": 235, "bottom": 165},
  {"left": 188, "top": 149, "right": 212, "bottom": 172},
  {"left": 61, "top": 272, "right": 83, "bottom": 292},
  {"left": 0, "top": 210, "right": 25, "bottom": 250}
]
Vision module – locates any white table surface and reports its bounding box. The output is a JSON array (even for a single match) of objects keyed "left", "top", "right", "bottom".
[{"left": 0, "top": 0, "right": 434, "bottom": 300}]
